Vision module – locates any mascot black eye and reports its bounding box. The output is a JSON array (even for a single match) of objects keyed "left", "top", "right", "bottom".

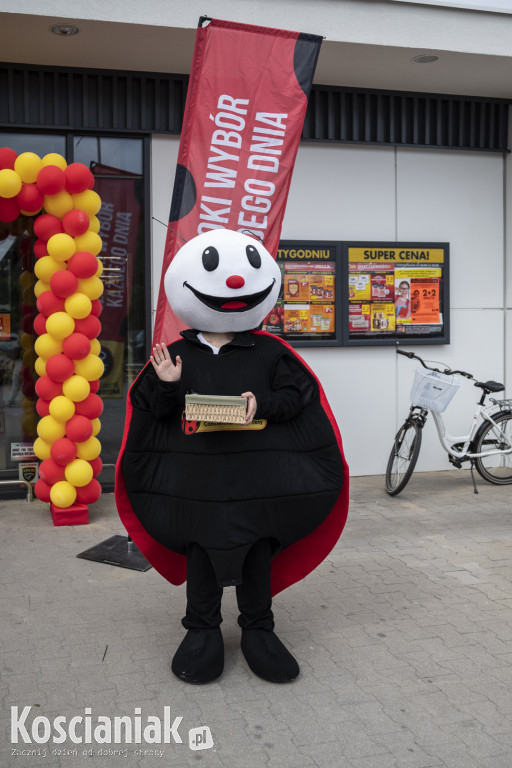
[
  {"left": 202, "top": 246, "right": 219, "bottom": 272},
  {"left": 246, "top": 244, "right": 261, "bottom": 269}
]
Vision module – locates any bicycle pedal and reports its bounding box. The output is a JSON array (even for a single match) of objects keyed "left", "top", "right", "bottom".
[{"left": 448, "top": 455, "right": 462, "bottom": 469}]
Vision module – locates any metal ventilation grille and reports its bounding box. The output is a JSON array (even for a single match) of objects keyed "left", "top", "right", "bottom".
[
  {"left": 0, "top": 65, "right": 188, "bottom": 133},
  {"left": 302, "top": 87, "right": 510, "bottom": 152},
  {"left": 0, "top": 63, "right": 509, "bottom": 152}
]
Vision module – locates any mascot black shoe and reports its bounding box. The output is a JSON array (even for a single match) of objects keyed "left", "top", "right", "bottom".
[
  {"left": 115, "top": 229, "right": 350, "bottom": 683},
  {"left": 241, "top": 629, "right": 299, "bottom": 683},
  {"left": 171, "top": 627, "right": 224, "bottom": 684}
]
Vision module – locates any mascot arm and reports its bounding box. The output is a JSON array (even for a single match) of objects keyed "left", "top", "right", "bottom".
[
  {"left": 131, "top": 365, "right": 184, "bottom": 419},
  {"left": 254, "top": 357, "right": 308, "bottom": 423}
]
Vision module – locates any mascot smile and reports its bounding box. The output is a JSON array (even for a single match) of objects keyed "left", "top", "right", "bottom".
[{"left": 115, "top": 229, "right": 349, "bottom": 685}]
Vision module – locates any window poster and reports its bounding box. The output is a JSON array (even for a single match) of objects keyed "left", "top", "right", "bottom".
[
  {"left": 342, "top": 242, "right": 449, "bottom": 346},
  {"left": 261, "top": 242, "right": 340, "bottom": 345}
]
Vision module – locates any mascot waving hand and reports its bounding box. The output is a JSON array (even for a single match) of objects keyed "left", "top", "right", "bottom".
[{"left": 115, "top": 229, "right": 349, "bottom": 684}]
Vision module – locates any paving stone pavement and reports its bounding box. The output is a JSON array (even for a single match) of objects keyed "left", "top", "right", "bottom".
[{"left": 1, "top": 470, "right": 512, "bottom": 768}]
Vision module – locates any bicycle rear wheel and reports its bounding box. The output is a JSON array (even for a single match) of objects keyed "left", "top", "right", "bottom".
[
  {"left": 385, "top": 419, "right": 422, "bottom": 495},
  {"left": 474, "top": 412, "right": 512, "bottom": 484}
]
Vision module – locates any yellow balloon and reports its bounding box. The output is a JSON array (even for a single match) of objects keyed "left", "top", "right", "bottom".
[
  {"left": 74, "top": 354, "right": 104, "bottom": 381},
  {"left": 42, "top": 153, "right": 67, "bottom": 170},
  {"left": 65, "top": 458, "right": 93, "bottom": 487},
  {"left": 21, "top": 413, "right": 37, "bottom": 436},
  {"left": 65, "top": 293, "right": 92, "bottom": 319},
  {"left": 50, "top": 480, "right": 77, "bottom": 508},
  {"left": 22, "top": 397, "right": 35, "bottom": 414},
  {"left": 89, "top": 215, "right": 101, "bottom": 234},
  {"left": 91, "top": 418, "right": 101, "bottom": 437},
  {"left": 76, "top": 436, "right": 101, "bottom": 461},
  {"left": 95, "top": 259, "right": 103, "bottom": 277},
  {"left": 45, "top": 312, "right": 75, "bottom": 340},
  {"left": 73, "top": 231, "right": 102, "bottom": 256},
  {"left": 21, "top": 206, "right": 42, "bottom": 217},
  {"left": 20, "top": 332, "right": 34, "bottom": 350},
  {"left": 0, "top": 168, "right": 22, "bottom": 198},
  {"left": 15, "top": 152, "right": 42, "bottom": 184},
  {"left": 34, "top": 255, "right": 64, "bottom": 282},
  {"left": 72, "top": 190, "right": 101, "bottom": 216},
  {"left": 77, "top": 276, "right": 104, "bottom": 300},
  {"left": 22, "top": 348, "right": 37, "bottom": 368},
  {"left": 33, "top": 437, "right": 52, "bottom": 460},
  {"left": 47, "top": 233, "right": 76, "bottom": 263},
  {"left": 62, "top": 374, "right": 90, "bottom": 402},
  {"left": 34, "top": 280, "right": 50, "bottom": 298},
  {"left": 22, "top": 289, "right": 37, "bottom": 308},
  {"left": 37, "top": 415, "right": 66, "bottom": 442},
  {"left": 49, "top": 395, "right": 76, "bottom": 422},
  {"left": 20, "top": 271, "right": 35, "bottom": 289},
  {"left": 44, "top": 190, "right": 73, "bottom": 218},
  {"left": 34, "top": 357, "right": 46, "bottom": 377},
  {"left": 34, "top": 334, "right": 62, "bottom": 359},
  {"left": 89, "top": 338, "right": 101, "bottom": 356}
]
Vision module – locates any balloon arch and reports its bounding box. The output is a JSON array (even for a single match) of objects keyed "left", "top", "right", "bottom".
[{"left": 0, "top": 147, "right": 104, "bottom": 522}]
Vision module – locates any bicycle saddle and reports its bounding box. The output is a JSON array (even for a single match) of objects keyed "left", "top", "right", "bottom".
[{"left": 474, "top": 380, "right": 505, "bottom": 393}]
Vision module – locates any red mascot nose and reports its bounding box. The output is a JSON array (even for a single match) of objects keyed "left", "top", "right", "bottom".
[{"left": 226, "top": 275, "right": 245, "bottom": 289}]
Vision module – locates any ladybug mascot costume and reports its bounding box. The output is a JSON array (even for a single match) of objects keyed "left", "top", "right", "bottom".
[{"left": 115, "top": 229, "right": 349, "bottom": 684}]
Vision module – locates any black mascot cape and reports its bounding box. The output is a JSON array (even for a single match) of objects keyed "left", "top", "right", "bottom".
[{"left": 115, "top": 229, "right": 349, "bottom": 682}]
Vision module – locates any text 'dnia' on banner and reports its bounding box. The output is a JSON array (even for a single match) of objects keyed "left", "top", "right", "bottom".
[{"left": 153, "top": 17, "right": 323, "bottom": 345}]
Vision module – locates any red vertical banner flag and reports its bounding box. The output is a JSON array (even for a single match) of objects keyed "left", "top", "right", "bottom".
[{"left": 153, "top": 17, "right": 322, "bottom": 344}]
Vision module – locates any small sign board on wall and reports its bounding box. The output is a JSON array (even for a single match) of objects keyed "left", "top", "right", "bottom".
[{"left": 341, "top": 242, "right": 450, "bottom": 346}]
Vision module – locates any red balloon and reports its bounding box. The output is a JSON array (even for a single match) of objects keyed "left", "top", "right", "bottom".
[
  {"left": 50, "top": 437, "right": 77, "bottom": 466},
  {"left": 62, "top": 209, "right": 90, "bottom": 238},
  {"left": 67, "top": 251, "right": 98, "bottom": 279},
  {"left": 33, "top": 239, "right": 48, "bottom": 259},
  {"left": 0, "top": 197, "right": 21, "bottom": 223},
  {"left": 22, "top": 380, "right": 36, "bottom": 398},
  {"left": 36, "top": 165, "right": 66, "bottom": 196},
  {"left": 36, "top": 398, "right": 51, "bottom": 417},
  {"left": 16, "top": 184, "right": 43, "bottom": 214},
  {"left": 89, "top": 457, "right": 103, "bottom": 477},
  {"left": 33, "top": 313, "right": 47, "bottom": 336},
  {"left": 22, "top": 366, "right": 34, "bottom": 382},
  {"left": 35, "top": 375, "right": 62, "bottom": 400},
  {"left": 50, "top": 270, "right": 78, "bottom": 298},
  {"left": 90, "top": 299, "right": 103, "bottom": 317},
  {"left": 65, "top": 163, "right": 94, "bottom": 194},
  {"left": 89, "top": 379, "right": 100, "bottom": 394},
  {"left": 22, "top": 313, "right": 36, "bottom": 333},
  {"left": 74, "top": 392, "right": 103, "bottom": 419},
  {"left": 33, "top": 214, "right": 63, "bottom": 242},
  {"left": 0, "top": 147, "right": 17, "bottom": 170},
  {"left": 39, "top": 457, "right": 66, "bottom": 484},
  {"left": 36, "top": 291, "right": 66, "bottom": 317},
  {"left": 75, "top": 478, "right": 101, "bottom": 504},
  {"left": 35, "top": 478, "right": 52, "bottom": 503},
  {"left": 73, "top": 315, "right": 101, "bottom": 339},
  {"left": 65, "top": 414, "right": 93, "bottom": 442},
  {"left": 45, "top": 353, "right": 75, "bottom": 382},
  {"left": 62, "top": 332, "right": 91, "bottom": 360}
]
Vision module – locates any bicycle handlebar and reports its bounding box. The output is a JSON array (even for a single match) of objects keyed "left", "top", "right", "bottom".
[{"left": 396, "top": 349, "right": 474, "bottom": 379}]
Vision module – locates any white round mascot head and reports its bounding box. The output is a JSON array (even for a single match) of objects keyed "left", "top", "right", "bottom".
[{"left": 164, "top": 229, "right": 281, "bottom": 332}]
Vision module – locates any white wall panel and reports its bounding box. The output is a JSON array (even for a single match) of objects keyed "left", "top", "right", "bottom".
[
  {"left": 150, "top": 134, "right": 179, "bottom": 328},
  {"left": 282, "top": 144, "right": 396, "bottom": 241},
  {"left": 150, "top": 136, "right": 508, "bottom": 477},
  {"left": 396, "top": 148, "right": 504, "bottom": 310}
]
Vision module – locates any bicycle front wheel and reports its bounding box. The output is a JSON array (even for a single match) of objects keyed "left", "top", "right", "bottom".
[
  {"left": 385, "top": 419, "right": 422, "bottom": 495},
  {"left": 474, "top": 412, "right": 512, "bottom": 484}
]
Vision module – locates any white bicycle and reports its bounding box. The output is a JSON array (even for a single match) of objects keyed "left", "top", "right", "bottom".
[{"left": 386, "top": 349, "right": 512, "bottom": 495}]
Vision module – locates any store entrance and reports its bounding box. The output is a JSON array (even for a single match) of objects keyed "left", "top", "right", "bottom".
[{"left": 0, "top": 132, "right": 148, "bottom": 495}]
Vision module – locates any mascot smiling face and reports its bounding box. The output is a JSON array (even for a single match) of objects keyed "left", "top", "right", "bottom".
[{"left": 164, "top": 229, "right": 281, "bottom": 332}]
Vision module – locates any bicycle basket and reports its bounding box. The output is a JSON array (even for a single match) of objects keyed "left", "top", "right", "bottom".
[{"left": 410, "top": 368, "right": 461, "bottom": 412}]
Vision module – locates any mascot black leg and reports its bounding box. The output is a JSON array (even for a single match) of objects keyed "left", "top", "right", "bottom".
[
  {"left": 171, "top": 543, "right": 224, "bottom": 684},
  {"left": 237, "top": 539, "right": 299, "bottom": 683}
]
